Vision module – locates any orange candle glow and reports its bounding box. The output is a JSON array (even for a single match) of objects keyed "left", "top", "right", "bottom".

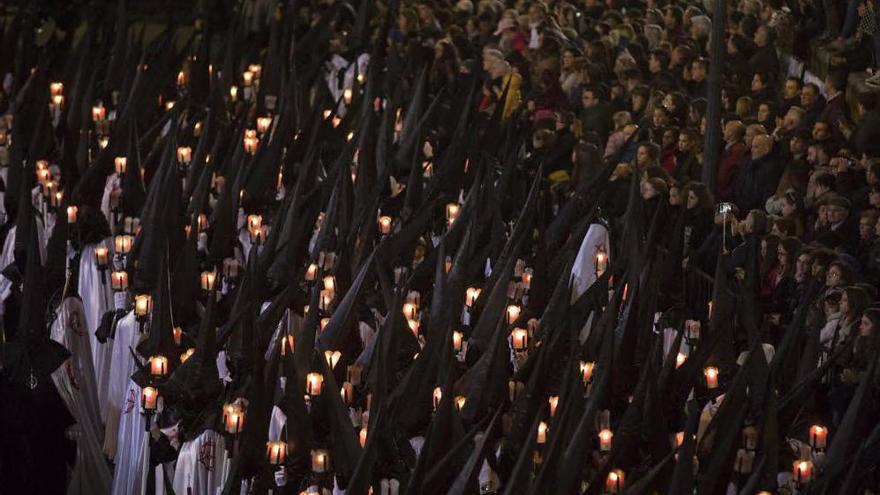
[
  {"left": 704, "top": 367, "right": 719, "bottom": 389},
  {"left": 378, "top": 215, "right": 392, "bottom": 234},
  {"left": 599, "top": 429, "right": 613, "bottom": 452},
  {"left": 580, "top": 361, "right": 595, "bottom": 384},
  {"left": 306, "top": 372, "right": 323, "bottom": 395},
  {"left": 324, "top": 350, "right": 342, "bottom": 369},
  {"left": 266, "top": 440, "right": 287, "bottom": 465},
  {"left": 511, "top": 328, "right": 528, "bottom": 351},
  {"left": 256, "top": 116, "right": 272, "bottom": 134},
  {"left": 606, "top": 470, "right": 624, "bottom": 494},
  {"left": 809, "top": 425, "right": 828, "bottom": 450},
  {"left": 223, "top": 403, "right": 245, "bottom": 434},
  {"left": 114, "top": 156, "right": 127, "bottom": 174},
  {"left": 141, "top": 386, "right": 158, "bottom": 411},
  {"left": 114, "top": 235, "right": 133, "bottom": 255},
  {"left": 432, "top": 387, "right": 442, "bottom": 410},
  {"left": 505, "top": 304, "right": 521, "bottom": 325},
  {"left": 111, "top": 271, "right": 128, "bottom": 291},
  {"left": 537, "top": 421, "right": 548, "bottom": 444},
  {"left": 200, "top": 271, "right": 217, "bottom": 291},
  {"left": 92, "top": 104, "right": 106, "bottom": 123},
  {"left": 311, "top": 449, "right": 329, "bottom": 473},
  {"left": 446, "top": 203, "right": 460, "bottom": 226},
  {"left": 177, "top": 146, "right": 192, "bottom": 164},
  {"left": 149, "top": 355, "right": 168, "bottom": 377},
  {"left": 359, "top": 427, "right": 368, "bottom": 447},
  {"left": 66, "top": 205, "right": 78, "bottom": 224},
  {"left": 548, "top": 396, "right": 559, "bottom": 416},
  {"left": 452, "top": 331, "right": 464, "bottom": 352},
  {"left": 94, "top": 247, "right": 110, "bottom": 267},
  {"left": 173, "top": 326, "right": 183, "bottom": 346}
]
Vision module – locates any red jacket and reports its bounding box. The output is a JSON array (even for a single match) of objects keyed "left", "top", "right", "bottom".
[{"left": 716, "top": 141, "right": 747, "bottom": 203}]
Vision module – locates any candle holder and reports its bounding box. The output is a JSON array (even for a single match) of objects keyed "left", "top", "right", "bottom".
[
  {"left": 267, "top": 440, "right": 288, "bottom": 466},
  {"left": 605, "top": 469, "right": 624, "bottom": 494},
  {"left": 598, "top": 428, "right": 613, "bottom": 453},
  {"left": 595, "top": 248, "right": 608, "bottom": 278},
  {"left": 94, "top": 247, "right": 110, "bottom": 284},
  {"left": 134, "top": 294, "right": 153, "bottom": 333}
]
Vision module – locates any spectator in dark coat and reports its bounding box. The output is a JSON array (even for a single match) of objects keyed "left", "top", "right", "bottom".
[
  {"left": 579, "top": 85, "right": 613, "bottom": 144},
  {"left": 736, "top": 133, "right": 783, "bottom": 211},
  {"left": 853, "top": 92, "right": 880, "bottom": 158},
  {"left": 749, "top": 25, "right": 779, "bottom": 78},
  {"left": 717, "top": 120, "right": 748, "bottom": 202}
]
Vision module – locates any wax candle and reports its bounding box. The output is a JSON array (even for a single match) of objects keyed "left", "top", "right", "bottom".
[
  {"left": 455, "top": 396, "right": 466, "bottom": 411},
  {"left": 305, "top": 263, "right": 318, "bottom": 281},
  {"left": 809, "top": 425, "right": 827, "bottom": 450},
  {"left": 676, "top": 352, "right": 688, "bottom": 368},
  {"left": 311, "top": 449, "right": 329, "bottom": 473},
  {"left": 173, "top": 326, "right": 183, "bottom": 346},
  {"left": 343, "top": 88, "right": 353, "bottom": 104},
  {"left": 180, "top": 348, "right": 195, "bottom": 363},
  {"left": 793, "top": 460, "right": 813, "bottom": 483},
  {"left": 266, "top": 440, "right": 287, "bottom": 465},
  {"left": 596, "top": 250, "right": 608, "bottom": 277},
  {"left": 599, "top": 429, "right": 613, "bottom": 452},
  {"left": 511, "top": 328, "right": 528, "bottom": 351},
  {"left": 505, "top": 304, "right": 521, "bottom": 325},
  {"left": 446, "top": 203, "right": 460, "bottom": 226},
  {"left": 548, "top": 396, "right": 559, "bottom": 417},
  {"left": 432, "top": 387, "right": 442, "bottom": 410},
  {"left": 324, "top": 350, "right": 341, "bottom": 369},
  {"left": 378, "top": 215, "right": 392, "bottom": 234},
  {"left": 142, "top": 386, "right": 158, "bottom": 411},
  {"left": 537, "top": 422, "right": 548, "bottom": 444},
  {"left": 402, "top": 302, "right": 418, "bottom": 320},
  {"left": 66, "top": 205, "right": 78, "bottom": 224},
  {"left": 94, "top": 247, "right": 110, "bottom": 268},
  {"left": 704, "top": 367, "right": 719, "bottom": 389},
  {"left": 200, "top": 271, "right": 216, "bottom": 291},
  {"left": 149, "top": 355, "right": 168, "bottom": 377},
  {"left": 465, "top": 287, "right": 481, "bottom": 307},
  {"left": 452, "top": 331, "right": 463, "bottom": 353},
  {"left": 114, "top": 156, "right": 127, "bottom": 174},
  {"left": 224, "top": 403, "right": 245, "bottom": 434},
  {"left": 92, "top": 104, "right": 106, "bottom": 123},
  {"left": 134, "top": 294, "right": 152, "bottom": 317},
  {"left": 340, "top": 382, "right": 353, "bottom": 404},
  {"left": 580, "top": 361, "right": 595, "bottom": 384},
  {"left": 323, "top": 275, "right": 336, "bottom": 293},
  {"left": 256, "top": 116, "right": 272, "bottom": 134},
  {"left": 177, "top": 146, "right": 192, "bottom": 164},
  {"left": 606, "top": 470, "right": 624, "bottom": 494},
  {"left": 359, "top": 427, "right": 368, "bottom": 447},
  {"left": 306, "top": 372, "right": 323, "bottom": 395},
  {"left": 110, "top": 271, "right": 128, "bottom": 291}
]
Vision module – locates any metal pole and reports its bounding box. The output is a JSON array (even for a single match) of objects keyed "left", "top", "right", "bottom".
[{"left": 702, "top": 0, "right": 727, "bottom": 192}]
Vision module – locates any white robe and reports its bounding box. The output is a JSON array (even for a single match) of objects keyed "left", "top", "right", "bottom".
[
  {"left": 79, "top": 239, "right": 115, "bottom": 422},
  {"left": 109, "top": 310, "right": 147, "bottom": 495},
  {"left": 103, "top": 310, "right": 136, "bottom": 459},
  {"left": 49, "top": 297, "right": 112, "bottom": 495},
  {"left": 172, "top": 430, "right": 228, "bottom": 495}
]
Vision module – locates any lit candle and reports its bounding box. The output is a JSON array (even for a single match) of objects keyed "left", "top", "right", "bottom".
[
  {"left": 196, "top": 213, "right": 208, "bottom": 232},
  {"left": 305, "top": 263, "right": 318, "bottom": 282},
  {"left": 378, "top": 215, "right": 392, "bottom": 234},
  {"left": 548, "top": 396, "right": 559, "bottom": 416},
  {"left": 319, "top": 317, "right": 331, "bottom": 332},
  {"left": 50, "top": 82, "right": 64, "bottom": 97},
  {"left": 809, "top": 425, "right": 827, "bottom": 450},
  {"left": 340, "top": 381, "right": 353, "bottom": 404},
  {"left": 114, "top": 234, "right": 133, "bottom": 255},
  {"left": 537, "top": 421, "right": 548, "bottom": 444},
  {"left": 256, "top": 116, "right": 272, "bottom": 134},
  {"left": 177, "top": 146, "right": 192, "bottom": 164},
  {"left": 180, "top": 348, "right": 195, "bottom": 363},
  {"left": 452, "top": 331, "right": 463, "bottom": 353},
  {"left": 134, "top": 294, "right": 153, "bottom": 318},
  {"left": 92, "top": 104, "right": 106, "bottom": 123},
  {"left": 596, "top": 250, "right": 608, "bottom": 277},
  {"left": 793, "top": 460, "right": 813, "bottom": 483},
  {"left": 432, "top": 387, "right": 442, "bottom": 410},
  {"left": 266, "top": 440, "right": 287, "bottom": 465},
  {"left": 322, "top": 109, "right": 332, "bottom": 120},
  {"left": 50, "top": 190, "right": 63, "bottom": 208},
  {"left": 94, "top": 247, "right": 110, "bottom": 268},
  {"left": 580, "top": 361, "right": 595, "bottom": 384},
  {"left": 324, "top": 350, "right": 342, "bottom": 369},
  {"left": 465, "top": 287, "right": 481, "bottom": 307},
  {"left": 343, "top": 88, "right": 353, "bottom": 104},
  {"left": 149, "top": 355, "right": 168, "bottom": 377},
  {"left": 446, "top": 203, "right": 460, "bottom": 226},
  {"left": 311, "top": 449, "right": 329, "bottom": 473},
  {"left": 248, "top": 64, "right": 262, "bottom": 78},
  {"left": 200, "top": 271, "right": 216, "bottom": 291},
  {"left": 98, "top": 136, "right": 109, "bottom": 149},
  {"left": 445, "top": 256, "right": 452, "bottom": 273},
  {"left": 51, "top": 94, "right": 64, "bottom": 110},
  {"left": 331, "top": 116, "right": 342, "bottom": 128},
  {"left": 505, "top": 304, "right": 521, "bottom": 325},
  {"left": 511, "top": 328, "right": 528, "bottom": 351},
  {"left": 243, "top": 136, "right": 259, "bottom": 154},
  {"left": 36, "top": 167, "right": 50, "bottom": 184},
  {"left": 408, "top": 318, "right": 420, "bottom": 336},
  {"left": 229, "top": 85, "right": 239, "bottom": 101},
  {"left": 455, "top": 396, "right": 466, "bottom": 411},
  {"left": 114, "top": 156, "right": 127, "bottom": 174},
  {"left": 704, "top": 366, "right": 719, "bottom": 389},
  {"left": 605, "top": 470, "right": 624, "bottom": 494},
  {"left": 164, "top": 100, "right": 175, "bottom": 111},
  {"left": 66, "top": 205, "right": 78, "bottom": 224},
  {"left": 675, "top": 353, "right": 687, "bottom": 368},
  {"left": 306, "top": 372, "right": 323, "bottom": 395},
  {"left": 359, "top": 427, "right": 368, "bottom": 447},
  {"left": 141, "top": 386, "right": 158, "bottom": 411},
  {"left": 598, "top": 428, "right": 613, "bottom": 452},
  {"left": 173, "top": 326, "right": 183, "bottom": 346},
  {"left": 176, "top": 70, "right": 187, "bottom": 87},
  {"left": 110, "top": 271, "right": 128, "bottom": 291},
  {"left": 242, "top": 70, "right": 254, "bottom": 86},
  {"left": 319, "top": 290, "right": 334, "bottom": 311},
  {"left": 402, "top": 302, "right": 418, "bottom": 320},
  {"left": 224, "top": 403, "right": 245, "bottom": 434},
  {"left": 322, "top": 275, "right": 336, "bottom": 293},
  {"left": 675, "top": 432, "right": 685, "bottom": 448},
  {"left": 522, "top": 268, "right": 533, "bottom": 290}
]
